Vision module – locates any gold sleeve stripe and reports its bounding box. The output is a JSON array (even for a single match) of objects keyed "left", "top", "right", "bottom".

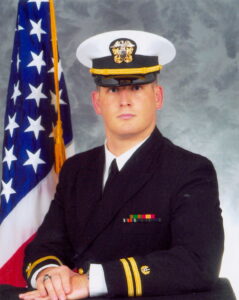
[
  {"left": 90, "top": 65, "right": 163, "bottom": 76},
  {"left": 120, "top": 258, "right": 134, "bottom": 297},
  {"left": 128, "top": 257, "right": 142, "bottom": 296},
  {"left": 26, "top": 256, "right": 63, "bottom": 278}
]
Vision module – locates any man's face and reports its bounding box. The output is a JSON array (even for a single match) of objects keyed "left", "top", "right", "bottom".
[{"left": 91, "top": 82, "right": 163, "bottom": 140}]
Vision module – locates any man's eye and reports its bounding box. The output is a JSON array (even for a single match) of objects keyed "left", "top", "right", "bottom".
[
  {"left": 132, "top": 85, "right": 141, "bottom": 91},
  {"left": 109, "top": 87, "right": 118, "bottom": 93}
]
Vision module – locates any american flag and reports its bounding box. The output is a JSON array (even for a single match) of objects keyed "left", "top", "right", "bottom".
[{"left": 0, "top": 0, "right": 73, "bottom": 286}]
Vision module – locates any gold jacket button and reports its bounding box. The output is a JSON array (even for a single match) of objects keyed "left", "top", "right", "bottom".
[{"left": 141, "top": 265, "right": 150, "bottom": 275}]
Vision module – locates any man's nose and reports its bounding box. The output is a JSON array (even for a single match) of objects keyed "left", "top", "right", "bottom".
[{"left": 119, "top": 89, "right": 132, "bottom": 106}]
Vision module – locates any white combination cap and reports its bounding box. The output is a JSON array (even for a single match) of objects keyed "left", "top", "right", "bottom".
[{"left": 76, "top": 30, "right": 176, "bottom": 86}]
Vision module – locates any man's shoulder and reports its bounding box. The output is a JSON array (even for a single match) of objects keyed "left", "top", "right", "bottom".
[
  {"left": 150, "top": 128, "right": 212, "bottom": 168},
  {"left": 161, "top": 135, "right": 214, "bottom": 171},
  {"left": 61, "top": 145, "right": 104, "bottom": 172}
]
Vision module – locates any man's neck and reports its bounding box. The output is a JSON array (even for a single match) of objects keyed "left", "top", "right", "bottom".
[{"left": 106, "top": 129, "right": 154, "bottom": 157}]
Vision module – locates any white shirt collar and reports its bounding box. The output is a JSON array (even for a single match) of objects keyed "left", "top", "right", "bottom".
[{"left": 103, "top": 137, "right": 149, "bottom": 186}]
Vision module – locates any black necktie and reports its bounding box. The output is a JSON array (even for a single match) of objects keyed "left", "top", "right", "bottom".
[{"left": 104, "top": 159, "right": 119, "bottom": 192}]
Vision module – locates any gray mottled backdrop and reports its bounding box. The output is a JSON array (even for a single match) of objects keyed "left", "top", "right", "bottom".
[{"left": 0, "top": 0, "right": 238, "bottom": 296}]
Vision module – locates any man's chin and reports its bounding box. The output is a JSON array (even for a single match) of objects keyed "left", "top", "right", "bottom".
[{"left": 114, "top": 129, "right": 149, "bottom": 141}]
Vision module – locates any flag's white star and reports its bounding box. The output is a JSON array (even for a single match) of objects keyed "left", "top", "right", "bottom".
[
  {"left": 16, "top": 52, "right": 21, "bottom": 71},
  {"left": 18, "top": 25, "right": 24, "bottom": 31},
  {"left": 26, "top": 83, "right": 47, "bottom": 107},
  {"left": 49, "top": 123, "right": 55, "bottom": 138},
  {"left": 25, "top": 116, "right": 45, "bottom": 139},
  {"left": 30, "top": 19, "right": 46, "bottom": 42},
  {"left": 48, "top": 59, "right": 63, "bottom": 81},
  {"left": 1, "top": 179, "right": 16, "bottom": 203},
  {"left": 5, "top": 113, "right": 19, "bottom": 137},
  {"left": 50, "top": 90, "right": 67, "bottom": 112},
  {"left": 23, "top": 149, "right": 46, "bottom": 173},
  {"left": 3, "top": 146, "right": 17, "bottom": 169},
  {"left": 27, "top": 50, "right": 46, "bottom": 74},
  {"left": 11, "top": 81, "right": 21, "bottom": 104},
  {"left": 28, "top": 0, "right": 49, "bottom": 10}
]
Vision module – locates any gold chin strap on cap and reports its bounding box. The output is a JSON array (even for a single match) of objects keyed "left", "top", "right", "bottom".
[{"left": 90, "top": 65, "right": 162, "bottom": 76}]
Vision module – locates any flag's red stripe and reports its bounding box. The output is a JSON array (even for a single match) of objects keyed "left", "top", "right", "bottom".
[{"left": 0, "top": 234, "right": 35, "bottom": 287}]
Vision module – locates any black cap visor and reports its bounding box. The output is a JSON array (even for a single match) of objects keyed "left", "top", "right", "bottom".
[{"left": 93, "top": 73, "right": 158, "bottom": 87}]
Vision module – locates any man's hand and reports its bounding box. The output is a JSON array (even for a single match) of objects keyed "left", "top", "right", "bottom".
[
  {"left": 35, "top": 266, "right": 73, "bottom": 299},
  {"left": 65, "top": 274, "right": 89, "bottom": 300},
  {"left": 19, "top": 265, "right": 89, "bottom": 300}
]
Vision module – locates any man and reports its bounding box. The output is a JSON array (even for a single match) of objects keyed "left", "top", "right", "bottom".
[{"left": 19, "top": 30, "right": 224, "bottom": 300}]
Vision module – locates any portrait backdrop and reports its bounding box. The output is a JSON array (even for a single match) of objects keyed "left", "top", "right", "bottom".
[{"left": 0, "top": 0, "right": 238, "bottom": 297}]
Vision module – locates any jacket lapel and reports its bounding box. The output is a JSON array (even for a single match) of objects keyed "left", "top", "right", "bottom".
[{"left": 77, "top": 128, "right": 164, "bottom": 257}]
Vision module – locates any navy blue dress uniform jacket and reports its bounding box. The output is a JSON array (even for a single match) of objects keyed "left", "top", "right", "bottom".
[{"left": 23, "top": 127, "right": 224, "bottom": 297}]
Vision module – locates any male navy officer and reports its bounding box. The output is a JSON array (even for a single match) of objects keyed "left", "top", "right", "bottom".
[{"left": 19, "top": 30, "right": 224, "bottom": 300}]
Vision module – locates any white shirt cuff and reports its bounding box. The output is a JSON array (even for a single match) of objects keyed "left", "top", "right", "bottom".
[
  {"left": 89, "top": 264, "right": 108, "bottom": 297},
  {"left": 30, "top": 264, "right": 59, "bottom": 288}
]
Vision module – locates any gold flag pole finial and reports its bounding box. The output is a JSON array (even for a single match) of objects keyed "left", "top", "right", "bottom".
[{"left": 49, "top": 0, "right": 66, "bottom": 174}]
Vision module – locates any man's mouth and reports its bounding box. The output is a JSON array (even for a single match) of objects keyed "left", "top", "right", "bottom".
[{"left": 117, "top": 113, "right": 135, "bottom": 120}]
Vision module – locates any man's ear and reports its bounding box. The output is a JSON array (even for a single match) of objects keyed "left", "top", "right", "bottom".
[
  {"left": 91, "top": 90, "right": 101, "bottom": 115},
  {"left": 155, "top": 85, "right": 164, "bottom": 110}
]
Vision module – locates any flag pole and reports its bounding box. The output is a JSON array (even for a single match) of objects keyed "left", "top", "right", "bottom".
[{"left": 49, "top": 0, "right": 66, "bottom": 173}]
